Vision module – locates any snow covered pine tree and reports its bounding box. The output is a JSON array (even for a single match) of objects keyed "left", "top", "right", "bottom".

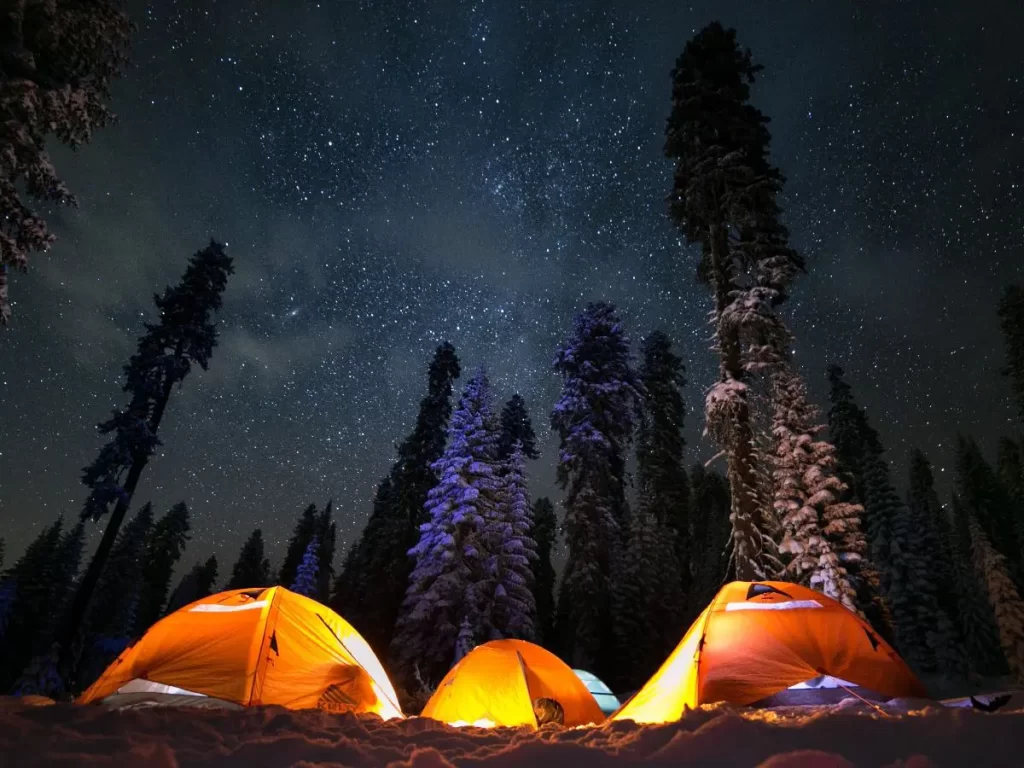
[{"left": 291, "top": 536, "right": 321, "bottom": 600}]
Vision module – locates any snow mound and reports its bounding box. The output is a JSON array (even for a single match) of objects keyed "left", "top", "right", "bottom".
[{"left": 1, "top": 695, "right": 1022, "bottom": 767}]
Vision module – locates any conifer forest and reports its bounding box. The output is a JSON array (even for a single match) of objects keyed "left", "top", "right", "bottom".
[{"left": 1, "top": 0, "right": 1023, "bottom": 731}]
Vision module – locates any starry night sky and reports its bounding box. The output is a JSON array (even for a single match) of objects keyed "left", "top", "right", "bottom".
[{"left": 1, "top": 0, "right": 1022, "bottom": 575}]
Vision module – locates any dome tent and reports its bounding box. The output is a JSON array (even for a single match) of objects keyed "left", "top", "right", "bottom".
[
  {"left": 572, "top": 669, "right": 620, "bottom": 715},
  {"left": 77, "top": 586, "right": 403, "bottom": 718},
  {"left": 422, "top": 639, "right": 605, "bottom": 728},
  {"left": 613, "top": 581, "right": 928, "bottom": 724}
]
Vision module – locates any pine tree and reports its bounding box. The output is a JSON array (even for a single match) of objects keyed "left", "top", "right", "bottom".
[
  {"left": 551, "top": 302, "right": 640, "bottom": 675},
  {"left": 529, "top": 497, "right": 558, "bottom": 646},
  {"left": 688, "top": 465, "right": 732, "bottom": 621},
  {"left": 949, "top": 495, "right": 1005, "bottom": 676},
  {"left": 489, "top": 441, "right": 537, "bottom": 641},
  {"left": 0, "top": 519, "right": 64, "bottom": 691},
  {"left": 291, "top": 536, "right": 320, "bottom": 599},
  {"left": 332, "top": 343, "right": 461, "bottom": 656},
  {"left": 392, "top": 367, "right": 503, "bottom": 685},
  {"left": 0, "top": 0, "right": 133, "bottom": 324},
  {"left": 226, "top": 529, "right": 273, "bottom": 590},
  {"left": 636, "top": 330, "right": 691, "bottom": 596},
  {"left": 826, "top": 365, "right": 884, "bottom": 504},
  {"left": 278, "top": 503, "right": 319, "bottom": 588},
  {"left": 611, "top": 503, "right": 684, "bottom": 691},
  {"left": 165, "top": 556, "right": 218, "bottom": 614},
  {"left": 771, "top": 368, "right": 861, "bottom": 614},
  {"left": 134, "top": 502, "right": 190, "bottom": 635},
  {"left": 44, "top": 522, "right": 86, "bottom": 646},
  {"left": 969, "top": 516, "right": 1024, "bottom": 683},
  {"left": 999, "top": 284, "right": 1024, "bottom": 424},
  {"left": 497, "top": 395, "right": 539, "bottom": 461},
  {"left": 62, "top": 242, "right": 232, "bottom": 682},
  {"left": 89, "top": 504, "right": 154, "bottom": 645},
  {"left": 315, "top": 502, "right": 337, "bottom": 603},
  {"left": 997, "top": 437, "right": 1024, "bottom": 570}
]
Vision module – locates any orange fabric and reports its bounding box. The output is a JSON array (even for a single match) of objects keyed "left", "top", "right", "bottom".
[
  {"left": 613, "top": 581, "right": 928, "bottom": 724},
  {"left": 76, "top": 587, "right": 403, "bottom": 718},
  {"left": 421, "top": 639, "right": 605, "bottom": 728}
]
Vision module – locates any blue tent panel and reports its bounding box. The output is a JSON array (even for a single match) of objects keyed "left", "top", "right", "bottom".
[{"left": 572, "top": 669, "right": 621, "bottom": 715}]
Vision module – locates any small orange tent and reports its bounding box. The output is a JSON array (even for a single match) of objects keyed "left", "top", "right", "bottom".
[
  {"left": 421, "top": 639, "right": 605, "bottom": 728},
  {"left": 77, "top": 587, "right": 403, "bottom": 718},
  {"left": 613, "top": 581, "right": 928, "bottom": 724}
]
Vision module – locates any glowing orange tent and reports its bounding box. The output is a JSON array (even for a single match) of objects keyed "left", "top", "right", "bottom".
[
  {"left": 613, "top": 581, "right": 928, "bottom": 724},
  {"left": 77, "top": 587, "right": 403, "bottom": 718},
  {"left": 421, "top": 639, "right": 605, "bottom": 728}
]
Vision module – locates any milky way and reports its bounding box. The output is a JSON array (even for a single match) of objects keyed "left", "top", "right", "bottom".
[{"left": 1, "top": 0, "right": 1022, "bottom": 574}]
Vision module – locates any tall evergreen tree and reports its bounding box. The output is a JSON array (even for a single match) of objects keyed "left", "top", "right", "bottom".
[
  {"left": 332, "top": 343, "right": 461, "bottom": 656},
  {"left": 612, "top": 503, "right": 684, "bottom": 692},
  {"left": 291, "top": 536, "right": 320, "bottom": 599},
  {"left": 392, "top": 367, "right": 503, "bottom": 685},
  {"left": 497, "top": 395, "right": 539, "bottom": 461},
  {"left": 949, "top": 495, "right": 1006, "bottom": 676},
  {"left": 771, "top": 368, "right": 862, "bottom": 613},
  {"left": 278, "top": 503, "right": 319, "bottom": 588},
  {"left": 226, "top": 529, "right": 273, "bottom": 590},
  {"left": 315, "top": 502, "right": 337, "bottom": 603},
  {"left": 550, "top": 302, "right": 640, "bottom": 675},
  {"left": 165, "top": 556, "right": 218, "bottom": 614},
  {"left": 665, "top": 22, "right": 804, "bottom": 582},
  {"left": 529, "top": 497, "right": 558, "bottom": 646},
  {"left": 489, "top": 441, "right": 537, "bottom": 641},
  {"left": 0, "top": 0, "right": 132, "bottom": 324},
  {"left": 0, "top": 519, "right": 64, "bottom": 691},
  {"left": 907, "top": 450, "right": 960, "bottom": 619},
  {"left": 88, "top": 504, "right": 154, "bottom": 644},
  {"left": 687, "top": 464, "right": 732, "bottom": 621},
  {"left": 969, "top": 516, "right": 1024, "bottom": 683},
  {"left": 62, "top": 241, "right": 232, "bottom": 683},
  {"left": 997, "top": 437, "right": 1024, "bottom": 570},
  {"left": 826, "top": 365, "right": 884, "bottom": 504},
  {"left": 636, "top": 330, "right": 691, "bottom": 594},
  {"left": 134, "top": 502, "right": 190, "bottom": 635},
  {"left": 999, "top": 284, "right": 1024, "bottom": 424}
]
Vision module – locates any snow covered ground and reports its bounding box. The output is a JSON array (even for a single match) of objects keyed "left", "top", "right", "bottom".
[{"left": 2, "top": 694, "right": 1023, "bottom": 767}]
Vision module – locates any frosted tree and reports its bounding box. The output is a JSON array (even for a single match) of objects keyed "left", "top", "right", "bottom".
[
  {"left": 999, "top": 284, "right": 1024, "bottom": 424},
  {"left": 278, "top": 504, "right": 319, "bottom": 587},
  {"left": 290, "top": 536, "right": 320, "bottom": 599},
  {"left": 392, "top": 367, "right": 502, "bottom": 685},
  {"left": 489, "top": 441, "right": 537, "bottom": 640},
  {"left": 612, "top": 503, "right": 684, "bottom": 691},
  {"left": 665, "top": 23, "right": 804, "bottom": 581},
  {"left": 636, "top": 330, "right": 691, "bottom": 595},
  {"left": 771, "top": 368, "right": 861, "bottom": 614},
  {"left": 332, "top": 343, "right": 461, "bottom": 656},
  {"left": 970, "top": 516, "right": 1024, "bottom": 683},
  {"left": 226, "top": 529, "right": 273, "bottom": 590},
  {"left": 529, "top": 497, "right": 558, "bottom": 645},
  {"left": 0, "top": 0, "right": 132, "bottom": 323},
  {"left": 62, "top": 242, "right": 232, "bottom": 683},
  {"left": 551, "top": 302, "right": 640, "bottom": 675}
]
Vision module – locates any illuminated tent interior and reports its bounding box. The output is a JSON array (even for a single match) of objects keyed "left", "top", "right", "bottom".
[
  {"left": 421, "top": 639, "right": 605, "bottom": 728},
  {"left": 76, "top": 586, "right": 403, "bottom": 718},
  {"left": 612, "top": 581, "right": 928, "bottom": 724},
  {"left": 573, "top": 669, "right": 621, "bottom": 715}
]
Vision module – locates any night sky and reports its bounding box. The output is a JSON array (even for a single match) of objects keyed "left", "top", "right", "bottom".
[{"left": 1, "top": 1, "right": 1022, "bottom": 576}]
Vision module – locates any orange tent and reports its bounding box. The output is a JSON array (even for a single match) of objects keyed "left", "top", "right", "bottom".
[
  {"left": 77, "top": 587, "right": 403, "bottom": 718},
  {"left": 421, "top": 639, "right": 605, "bottom": 728},
  {"left": 613, "top": 581, "right": 928, "bottom": 724}
]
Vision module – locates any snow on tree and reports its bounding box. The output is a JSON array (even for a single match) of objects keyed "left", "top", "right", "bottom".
[
  {"left": 529, "top": 497, "right": 558, "bottom": 646},
  {"left": 392, "top": 366, "right": 503, "bottom": 685},
  {"left": 498, "top": 394, "right": 539, "bottom": 461},
  {"left": 278, "top": 504, "right": 319, "bottom": 587},
  {"left": 488, "top": 441, "right": 537, "bottom": 641},
  {"left": 612, "top": 502, "right": 684, "bottom": 692},
  {"left": 998, "top": 284, "right": 1024, "bottom": 424},
  {"left": 550, "top": 302, "right": 640, "bottom": 675},
  {"left": 665, "top": 24, "right": 804, "bottom": 581},
  {"left": 0, "top": 0, "right": 132, "bottom": 324},
  {"left": 969, "top": 516, "right": 1024, "bottom": 683},
  {"left": 636, "top": 330, "right": 691, "bottom": 596},
  {"left": 165, "top": 556, "right": 218, "bottom": 615},
  {"left": 62, "top": 242, "right": 232, "bottom": 681},
  {"left": 688, "top": 464, "right": 732, "bottom": 620},
  {"left": 134, "top": 502, "right": 190, "bottom": 635},
  {"left": 226, "top": 529, "right": 274, "bottom": 590},
  {"left": 332, "top": 342, "right": 461, "bottom": 657},
  {"left": 291, "top": 536, "right": 321, "bottom": 599},
  {"left": 771, "top": 368, "right": 861, "bottom": 614}
]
